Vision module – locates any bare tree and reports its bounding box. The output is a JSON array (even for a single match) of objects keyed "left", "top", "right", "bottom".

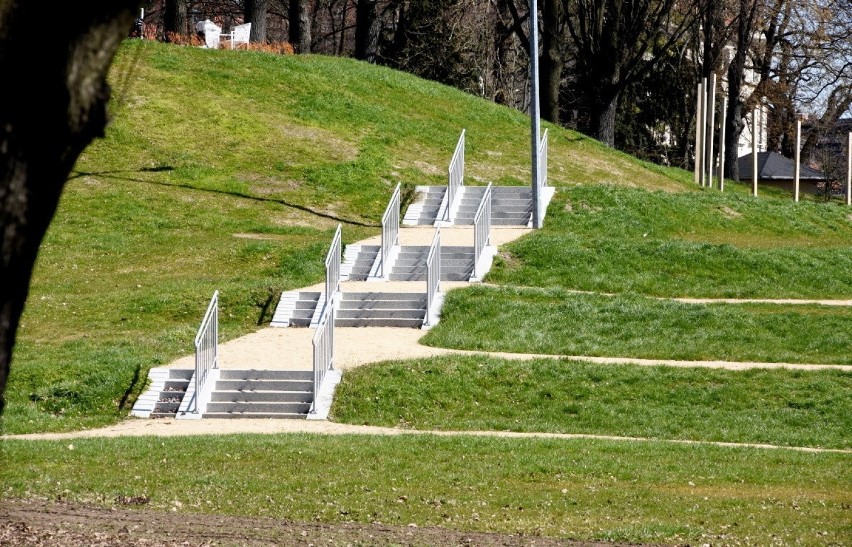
[
  {"left": 289, "top": 0, "right": 312, "bottom": 52},
  {"left": 0, "top": 1, "right": 140, "bottom": 413},
  {"left": 245, "top": 0, "right": 270, "bottom": 42},
  {"left": 355, "top": 0, "right": 379, "bottom": 61},
  {"left": 163, "top": 0, "right": 189, "bottom": 38},
  {"left": 564, "top": 0, "right": 694, "bottom": 146}
]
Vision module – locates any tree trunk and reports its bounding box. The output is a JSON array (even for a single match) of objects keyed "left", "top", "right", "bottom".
[
  {"left": 289, "top": 0, "right": 311, "bottom": 53},
  {"left": 590, "top": 89, "right": 620, "bottom": 147},
  {"left": 0, "top": 1, "right": 139, "bottom": 414},
  {"left": 245, "top": 0, "right": 269, "bottom": 43},
  {"left": 355, "top": 0, "right": 380, "bottom": 62},
  {"left": 539, "top": 0, "right": 563, "bottom": 123},
  {"left": 163, "top": 0, "right": 187, "bottom": 39}
]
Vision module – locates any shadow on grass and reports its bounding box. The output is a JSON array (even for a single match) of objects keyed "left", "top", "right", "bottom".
[{"left": 69, "top": 168, "right": 381, "bottom": 228}]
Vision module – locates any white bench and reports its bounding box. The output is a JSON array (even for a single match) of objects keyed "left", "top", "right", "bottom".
[{"left": 221, "top": 22, "right": 251, "bottom": 49}]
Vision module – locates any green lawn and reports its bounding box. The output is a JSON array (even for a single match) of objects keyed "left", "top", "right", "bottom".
[
  {"left": 488, "top": 185, "right": 852, "bottom": 299},
  {"left": 421, "top": 285, "right": 852, "bottom": 365},
  {"left": 1, "top": 435, "right": 849, "bottom": 545},
  {"left": 331, "top": 355, "right": 852, "bottom": 449}
]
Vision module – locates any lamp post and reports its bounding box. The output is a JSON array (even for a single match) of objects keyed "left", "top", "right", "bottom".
[{"left": 530, "top": 0, "right": 541, "bottom": 229}]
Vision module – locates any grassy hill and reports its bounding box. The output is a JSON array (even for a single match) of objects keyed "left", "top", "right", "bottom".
[{"left": 1, "top": 40, "right": 850, "bottom": 545}]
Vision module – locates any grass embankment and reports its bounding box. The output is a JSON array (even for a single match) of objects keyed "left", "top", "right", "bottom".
[
  {"left": 489, "top": 185, "right": 852, "bottom": 299},
  {"left": 2, "top": 40, "right": 693, "bottom": 436},
  {"left": 331, "top": 355, "right": 852, "bottom": 449},
  {"left": 2, "top": 435, "right": 849, "bottom": 545},
  {"left": 421, "top": 285, "right": 852, "bottom": 365},
  {"left": 2, "top": 38, "right": 851, "bottom": 545}
]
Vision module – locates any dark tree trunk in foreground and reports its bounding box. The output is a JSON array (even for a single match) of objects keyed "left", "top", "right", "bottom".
[
  {"left": 724, "top": 0, "right": 760, "bottom": 181},
  {"left": 355, "top": 0, "right": 380, "bottom": 62},
  {"left": 289, "top": 0, "right": 311, "bottom": 53},
  {"left": 539, "top": 0, "right": 564, "bottom": 123},
  {"left": 0, "top": 0, "right": 139, "bottom": 415},
  {"left": 245, "top": 0, "right": 269, "bottom": 43}
]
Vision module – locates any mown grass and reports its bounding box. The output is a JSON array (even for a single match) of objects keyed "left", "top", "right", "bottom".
[
  {"left": 489, "top": 185, "right": 852, "bottom": 299},
  {"left": 1, "top": 435, "right": 849, "bottom": 545},
  {"left": 422, "top": 286, "right": 852, "bottom": 365},
  {"left": 331, "top": 355, "right": 852, "bottom": 449}
]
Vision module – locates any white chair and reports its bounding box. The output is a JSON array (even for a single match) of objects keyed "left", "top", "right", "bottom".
[{"left": 221, "top": 22, "right": 251, "bottom": 49}]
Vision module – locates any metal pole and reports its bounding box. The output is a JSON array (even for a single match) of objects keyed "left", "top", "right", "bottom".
[
  {"left": 752, "top": 107, "right": 758, "bottom": 197},
  {"left": 847, "top": 132, "right": 851, "bottom": 206},
  {"left": 529, "top": 0, "right": 541, "bottom": 229},
  {"left": 719, "top": 95, "right": 727, "bottom": 192},
  {"left": 794, "top": 119, "right": 801, "bottom": 203},
  {"left": 694, "top": 82, "right": 702, "bottom": 186},
  {"left": 707, "top": 73, "right": 716, "bottom": 188},
  {"left": 699, "top": 78, "right": 707, "bottom": 187}
]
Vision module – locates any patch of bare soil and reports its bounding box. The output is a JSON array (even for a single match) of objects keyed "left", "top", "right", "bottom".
[{"left": 0, "top": 499, "right": 652, "bottom": 547}]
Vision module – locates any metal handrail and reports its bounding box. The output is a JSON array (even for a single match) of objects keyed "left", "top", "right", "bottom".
[
  {"left": 310, "top": 304, "right": 334, "bottom": 413},
  {"left": 380, "top": 183, "right": 401, "bottom": 278},
  {"left": 446, "top": 129, "right": 465, "bottom": 221},
  {"left": 325, "top": 224, "right": 342, "bottom": 309},
  {"left": 425, "top": 228, "right": 441, "bottom": 326},
  {"left": 539, "top": 128, "right": 549, "bottom": 188},
  {"left": 193, "top": 290, "right": 219, "bottom": 414},
  {"left": 473, "top": 183, "right": 492, "bottom": 280}
]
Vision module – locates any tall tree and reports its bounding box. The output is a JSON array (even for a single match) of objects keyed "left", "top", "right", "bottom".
[
  {"left": 163, "top": 0, "right": 188, "bottom": 39},
  {"left": 355, "top": 0, "right": 380, "bottom": 62},
  {"left": 245, "top": 0, "right": 270, "bottom": 42},
  {"left": 289, "top": 0, "right": 312, "bottom": 52},
  {"left": 564, "top": 0, "right": 694, "bottom": 146},
  {"left": 0, "top": 1, "right": 140, "bottom": 413}
]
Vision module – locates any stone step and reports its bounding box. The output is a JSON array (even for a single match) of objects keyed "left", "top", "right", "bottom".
[
  {"left": 337, "top": 308, "right": 426, "bottom": 320},
  {"left": 202, "top": 411, "right": 309, "bottom": 419},
  {"left": 210, "top": 391, "right": 313, "bottom": 403},
  {"left": 341, "top": 292, "right": 427, "bottom": 301},
  {"left": 219, "top": 370, "right": 312, "bottom": 380},
  {"left": 338, "top": 299, "right": 426, "bottom": 310},
  {"left": 390, "top": 271, "right": 471, "bottom": 282},
  {"left": 215, "top": 379, "right": 314, "bottom": 391},
  {"left": 335, "top": 317, "right": 424, "bottom": 328}
]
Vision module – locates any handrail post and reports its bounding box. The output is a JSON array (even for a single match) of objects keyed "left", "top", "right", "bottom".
[
  {"left": 325, "top": 224, "right": 342, "bottom": 309},
  {"left": 446, "top": 129, "right": 465, "bottom": 222},
  {"left": 473, "top": 183, "right": 492, "bottom": 280},
  {"left": 425, "top": 228, "right": 441, "bottom": 327},
  {"left": 381, "top": 183, "right": 401, "bottom": 278},
  {"left": 193, "top": 290, "right": 219, "bottom": 414}
]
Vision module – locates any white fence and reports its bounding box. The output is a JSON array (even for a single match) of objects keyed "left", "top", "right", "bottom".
[
  {"left": 193, "top": 290, "right": 219, "bottom": 414},
  {"left": 325, "top": 224, "right": 342, "bottom": 309},
  {"left": 473, "top": 183, "right": 492, "bottom": 280},
  {"left": 310, "top": 303, "right": 334, "bottom": 414},
  {"left": 425, "top": 228, "right": 441, "bottom": 327},
  {"left": 381, "top": 183, "right": 401, "bottom": 278},
  {"left": 446, "top": 129, "right": 466, "bottom": 221}
]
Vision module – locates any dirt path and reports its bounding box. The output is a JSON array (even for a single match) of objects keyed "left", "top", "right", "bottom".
[{"left": 0, "top": 498, "right": 634, "bottom": 547}]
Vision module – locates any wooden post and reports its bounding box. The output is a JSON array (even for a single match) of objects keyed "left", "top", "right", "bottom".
[
  {"left": 794, "top": 119, "right": 801, "bottom": 203},
  {"left": 719, "top": 95, "right": 727, "bottom": 192},
  {"left": 752, "top": 107, "right": 758, "bottom": 197},
  {"left": 706, "top": 74, "right": 716, "bottom": 188},
  {"left": 694, "top": 82, "right": 703, "bottom": 186}
]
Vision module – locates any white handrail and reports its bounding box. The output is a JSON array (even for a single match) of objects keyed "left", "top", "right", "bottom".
[
  {"left": 446, "top": 129, "right": 465, "bottom": 221},
  {"left": 193, "top": 291, "right": 219, "bottom": 414},
  {"left": 325, "top": 224, "right": 342, "bottom": 309},
  {"left": 539, "top": 128, "right": 549, "bottom": 188},
  {"left": 310, "top": 304, "right": 334, "bottom": 413},
  {"left": 425, "top": 228, "right": 441, "bottom": 327},
  {"left": 473, "top": 183, "right": 492, "bottom": 280},
  {"left": 380, "top": 183, "right": 401, "bottom": 278}
]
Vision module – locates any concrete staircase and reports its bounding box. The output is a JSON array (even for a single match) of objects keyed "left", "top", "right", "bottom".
[
  {"left": 491, "top": 186, "right": 533, "bottom": 226},
  {"left": 403, "top": 186, "right": 446, "bottom": 226},
  {"left": 335, "top": 292, "right": 427, "bottom": 328},
  {"left": 390, "top": 246, "right": 474, "bottom": 281},
  {"left": 273, "top": 291, "right": 427, "bottom": 328},
  {"left": 150, "top": 369, "right": 192, "bottom": 418},
  {"left": 203, "top": 369, "right": 314, "bottom": 419},
  {"left": 402, "top": 185, "right": 534, "bottom": 226},
  {"left": 341, "top": 245, "right": 380, "bottom": 281}
]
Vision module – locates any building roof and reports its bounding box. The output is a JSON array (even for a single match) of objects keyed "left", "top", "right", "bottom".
[{"left": 737, "top": 152, "right": 826, "bottom": 181}]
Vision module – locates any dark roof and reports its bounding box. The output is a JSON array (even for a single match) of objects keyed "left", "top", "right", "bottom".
[{"left": 737, "top": 152, "right": 826, "bottom": 181}]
